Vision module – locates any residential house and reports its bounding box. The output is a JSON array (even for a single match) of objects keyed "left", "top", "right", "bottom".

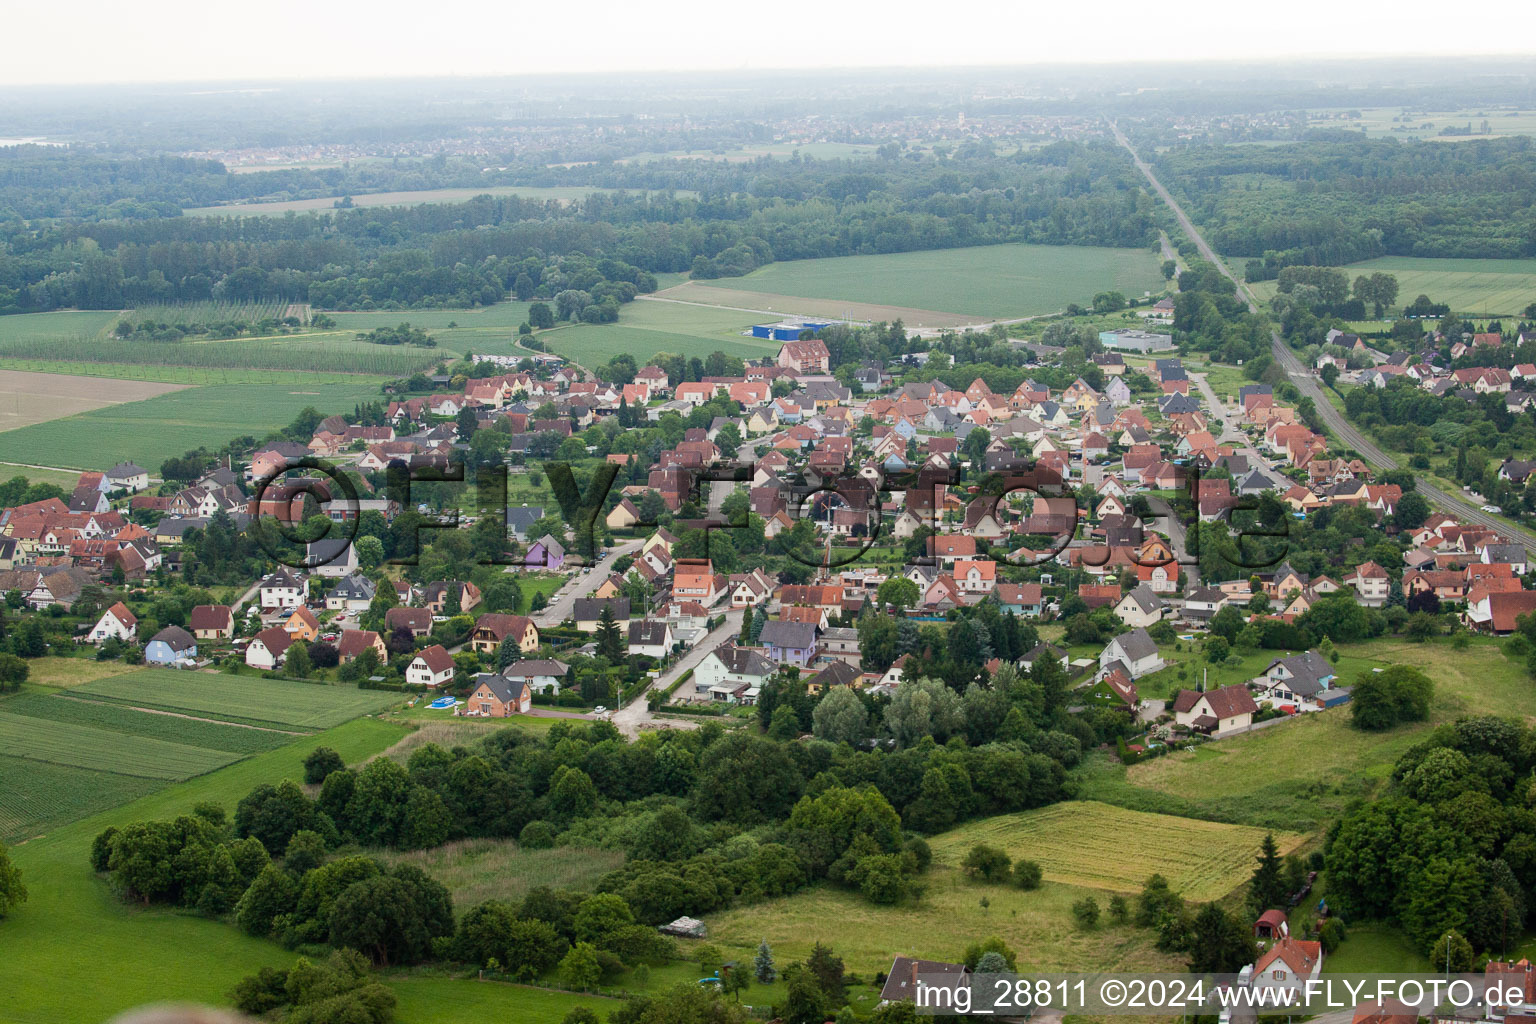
[
  {"left": 1021, "top": 642, "right": 1070, "bottom": 674},
  {"left": 759, "top": 620, "right": 818, "bottom": 667},
  {"left": 1172, "top": 684, "right": 1259, "bottom": 735},
  {"left": 284, "top": 606, "right": 320, "bottom": 642},
  {"left": 306, "top": 537, "right": 359, "bottom": 578},
  {"left": 1259, "top": 654, "right": 1333, "bottom": 709},
  {"left": 384, "top": 606, "right": 434, "bottom": 638},
  {"left": 693, "top": 642, "right": 775, "bottom": 703},
  {"left": 573, "top": 598, "right": 630, "bottom": 632},
  {"left": 1342, "top": 561, "right": 1391, "bottom": 607},
  {"left": 245, "top": 626, "right": 292, "bottom": 670},
  {"left": 425, "top": 580, "right": 482, "bottom": 615},
  {"left": 325, "top": 573, "right": 376, "bottom": 615},
  {"left": 501, "top": 659, "right": 570, "bottom": 695},
  {"left": 189, "top": 604, "right": 234, "bottom": 640},
  {"left": 87, "top": 601, "right": 138, "bottom": 644},
  {"left": 1114, "top": 585, "right": 1166, "bottom": 628},
  {"left": 467, "top": 675, "right": 531, "bottom": 717},
  {"left": 105, "top": 462, "right": 150, "bottom": 493},
  {"left": 818, "top": 626, "right": 862, "bottom": 666},
  {"left": 673, "top": 559, "right": 718, "bottom": 605},
  {"left": 336, "top": 629, "right": 386, "bottom": 664},
  {"left": 145, "top": 625, "right": 197, "bottom": 665},
  {"left": 1248, "top": 937, "right": 1324, "bottom": 1000},
  {"left": 1181, "top": 585, "right": 1229, "bottom": 623},
  {"left": 470, "top": 613, "right": 541, "bottom": 655},
  {"left": 1099, "top": 627, "right": 1165, "bottom": 680},
  {"left": 627, "top": 619, "right": 674, "bottom": 659},
  {"left": 525, "top": 535, "right": 567, "bottom": 571},
  {"left": 994, "top": 583, "right": 1044, "bottom": 616},
  {"left": 259, "top": 569, "right": 308, "bottom": 610},
  {"left": 406, "top": 644, "right": 455, "bottom": 688}
]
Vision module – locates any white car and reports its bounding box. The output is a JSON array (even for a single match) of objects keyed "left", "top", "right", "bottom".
[
  {"left": 592, "top": 706, "right": 608, "bottom": 716},
  {"left": 1483, "top": 504, "right": 1503, "bottom": 514}
]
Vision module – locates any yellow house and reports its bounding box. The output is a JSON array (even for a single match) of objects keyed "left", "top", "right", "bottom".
[
  {"left": 284, "top": 606, "right": 320, "bottom": 642},
  {"left": 606, "top": 497, "right": 641, "bottom": 530},
  {"left": 643, "top": 528, "right": 676, "bottom": 561},
  {"left": 746, "top": 408, "right": 778, "bottom": 435}
]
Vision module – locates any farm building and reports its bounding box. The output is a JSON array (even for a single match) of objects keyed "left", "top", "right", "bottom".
[
  {"left": 1099, "top": 329, "right": 1175, "bottom": 353},
  {"left": 752, "top": 320, "right": 834, "bottom": 341}
]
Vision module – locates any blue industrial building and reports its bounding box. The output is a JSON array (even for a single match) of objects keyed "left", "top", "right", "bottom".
[{"left": 751, "top": 320, "right": 834, "bottom": 341}]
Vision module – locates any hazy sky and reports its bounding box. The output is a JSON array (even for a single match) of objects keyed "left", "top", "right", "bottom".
[{"left": 4, "top": 0, "right": 1531, "bottom": 85}]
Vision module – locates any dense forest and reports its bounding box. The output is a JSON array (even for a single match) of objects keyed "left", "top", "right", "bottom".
[
  {"left": 1150, "top": 135, "right": 1536, "bottom": 268},
  {"left": 0, "top": 141, "right": 1156, "bottom": 313}
]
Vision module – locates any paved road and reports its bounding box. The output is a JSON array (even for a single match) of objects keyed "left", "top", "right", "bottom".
[
  {"left": 612, "top": 607, "right": 744, "bottom": 737},
  {"left": 531, "top": 537, "right": 645, "bottom": 628},
  {"left": 1110, "top": 120, "right": 1536, "bottom": 559},
  {"left": 1144, "top": 494, "right": 1197, "bottom": 587}
]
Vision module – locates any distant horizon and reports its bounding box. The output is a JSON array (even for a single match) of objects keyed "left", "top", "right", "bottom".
[
  {"left": 4, "top": 0, "right": 1535, "bottom": 88},
  {"left": 5, "top": 51, "right": 1536, "bottom": 91}
]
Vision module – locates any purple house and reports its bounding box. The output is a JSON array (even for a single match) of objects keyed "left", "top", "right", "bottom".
[
  {"left": 525, "top": 534, "right": 566, "bottom": 571},
  {"left": 759, "top": 620, "right": 818, "bottom": 667}
]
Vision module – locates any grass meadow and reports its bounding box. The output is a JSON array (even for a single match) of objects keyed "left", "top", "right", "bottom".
[
  {"left": 1248, "top": 255, "right": 1536, "bottom": 316},
  {"left": 372, "top": 838, "right": 625, "bottom": 911},
  {"left": 1077, "top": 636, "right": 1534, "bottom": 833},
  {"left": 536, "top": 299, "right": 776, "bottom": 368},
  {"left": 928, "top": 801, "right": 1302, "bottom": 902},
  {"left": 684, "top": 243, "right": 1168, "bottom": 321},
  {"left": 704, "top": 869, "right": 1188, "bottom": 978}
]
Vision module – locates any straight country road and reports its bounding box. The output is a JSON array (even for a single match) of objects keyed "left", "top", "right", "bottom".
[{"left": 1109, "top": 120, "right": 1536, "bottom": 559}]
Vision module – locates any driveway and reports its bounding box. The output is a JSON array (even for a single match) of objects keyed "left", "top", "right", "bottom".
[
  {"left": 612, "top": 607, "right": 744, "bottom": 738},
  {"left": 531, "top": 537, "right": 644, "bottom": 628}
]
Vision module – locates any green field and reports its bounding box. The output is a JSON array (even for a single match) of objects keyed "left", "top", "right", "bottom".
[
  {"left": 182, "top": 185, "right": 663, "bottom": 217},
  {"left": 929, "top": 801, "right": 1302, "bottom": 902},
  {"left": 0, "top": 718, "right": 406, "bottom": 1024},
  {"left": 684, "top": 243, "right": 1168, "bottom": 321},
  {"left": 0, "top": 371, "right": 388, "bottom": 469},
  {"left": 0, "top": 309, "right": 442, "bottom": 375},
  {"left": 71, "top": 669, "right": 402, "bottom": 729},
  {"left": 0, "top": 713, "right": 243, "bottom": 780},
  {"left": 124, "top": 299, "right": 294, "bottom": 326},
  {"left": 1248, "top": 256, "right": 1536, "bottom": 315},
  {"left": 0, "top": 671, "right": 398, "bottom": 842},
  {"left": 0, "top": 756, "right": 160, "bottom": 844},
  {"left": 1305, "top": 106, "right": 1536, "bottom": 142},
  {"left": 538, "top": 298, "right": 778, "bottom": 367},
  {"left": 3, "top": 692, "right": 292, "bottom": 754}
]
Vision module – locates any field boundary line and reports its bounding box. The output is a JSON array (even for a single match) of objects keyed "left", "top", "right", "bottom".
[{"left": 55, "top": 694, "right": 309, "bottom": 735}]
